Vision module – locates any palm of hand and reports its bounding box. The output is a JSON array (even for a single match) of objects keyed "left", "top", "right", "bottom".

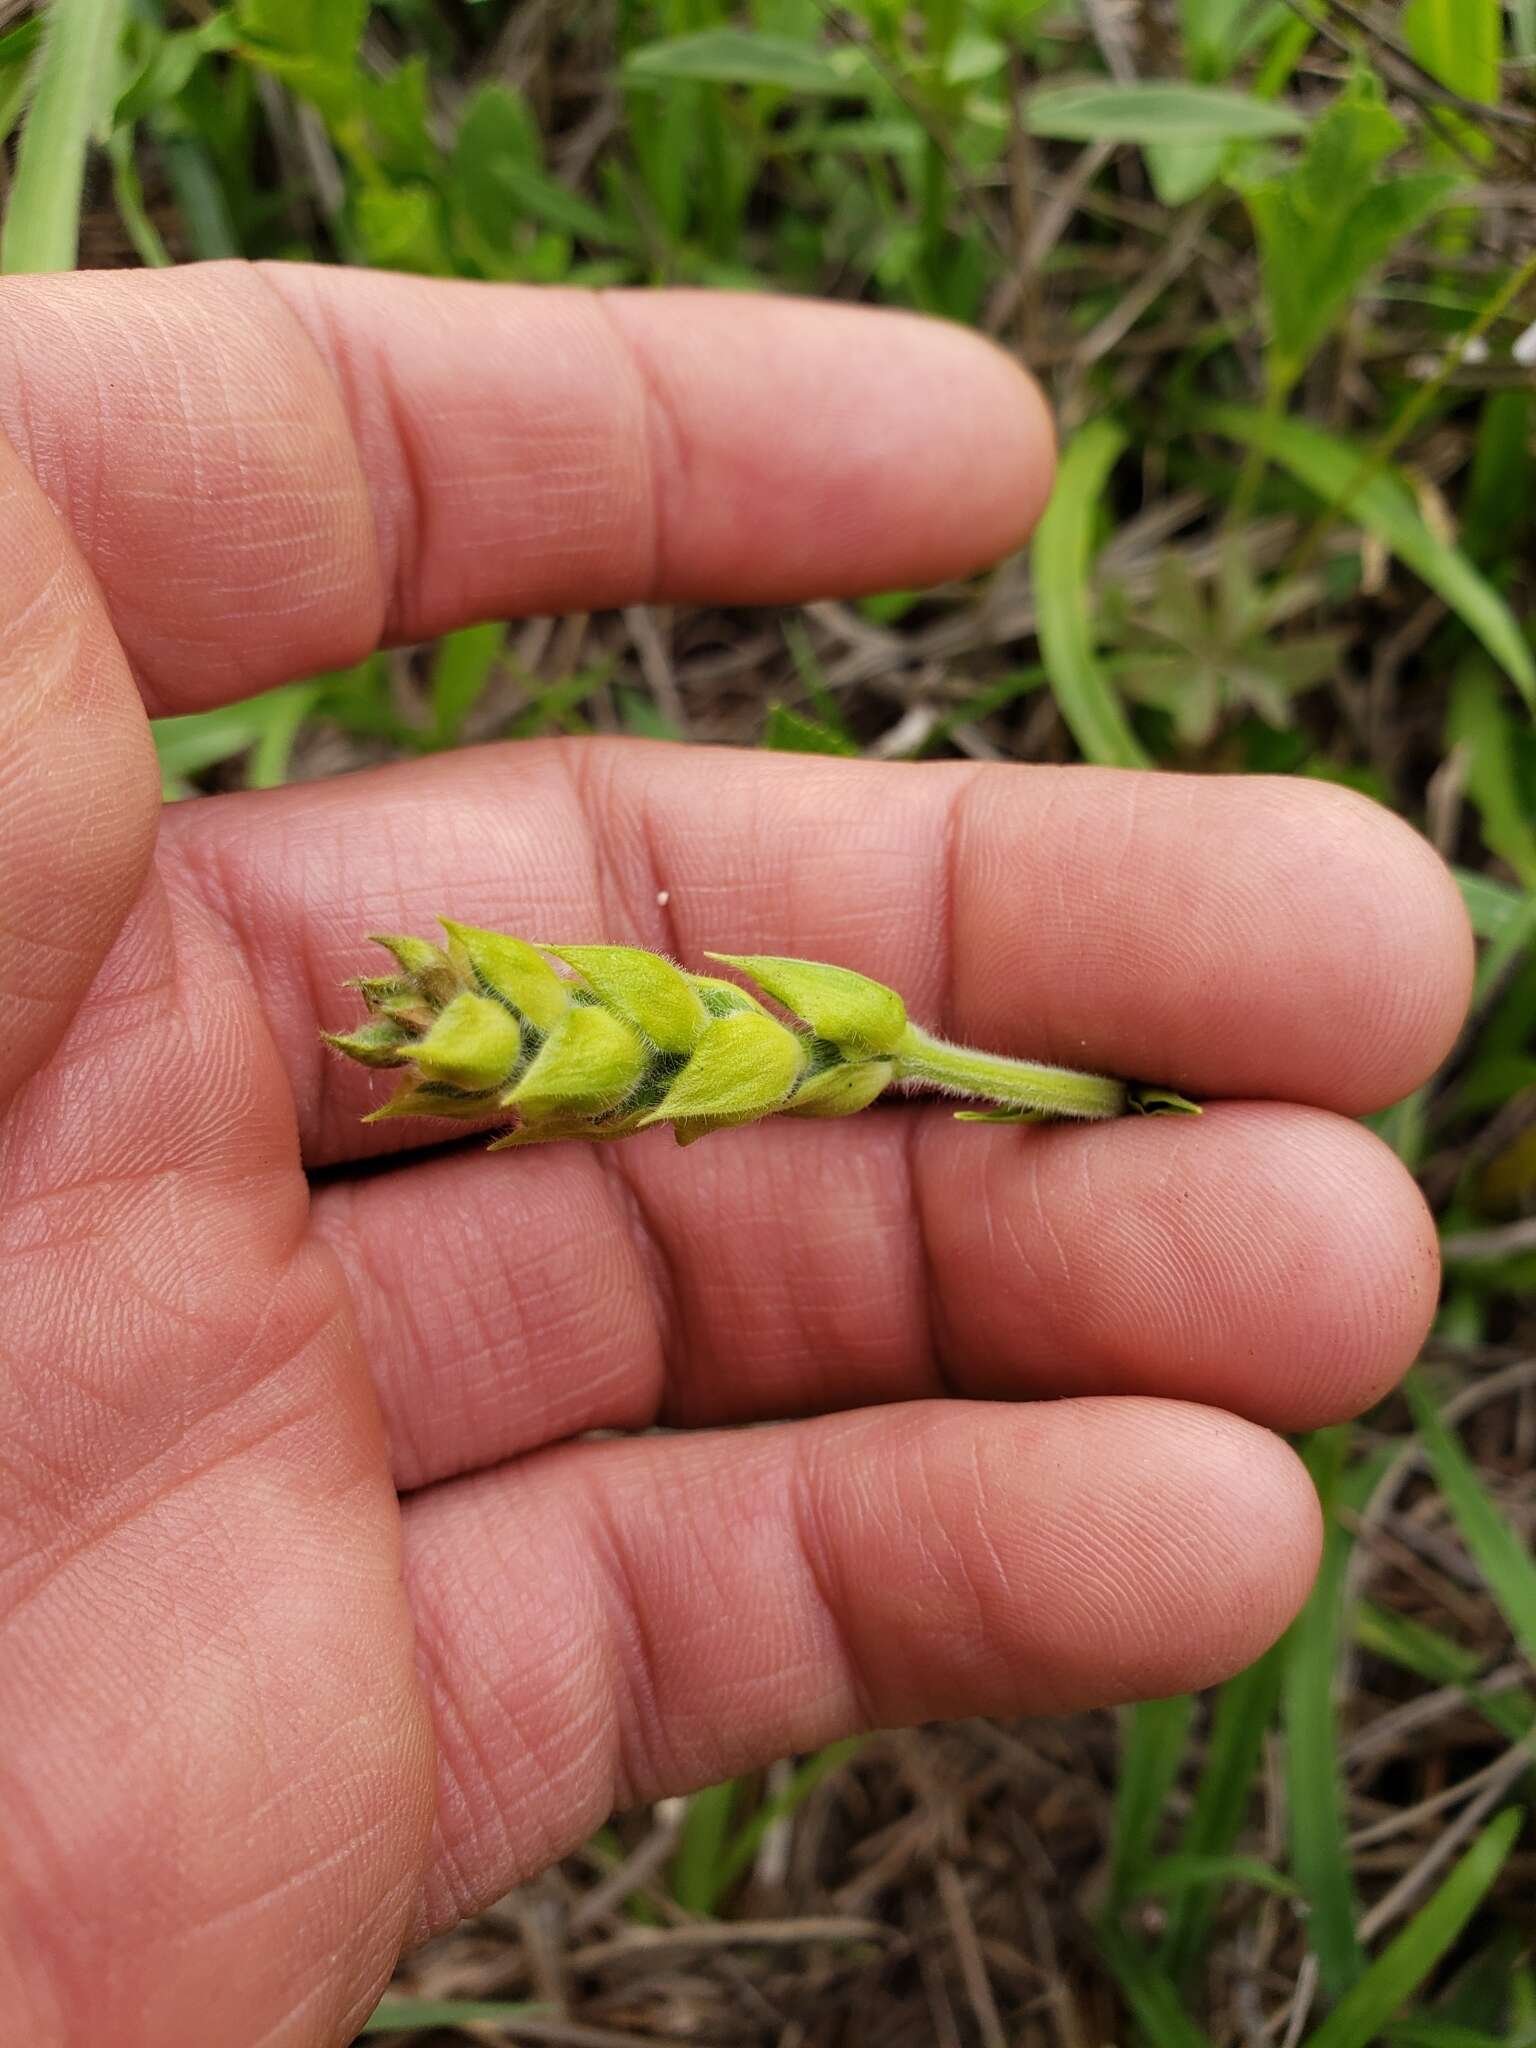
[{"left": 0, "top": 265, "right": 1469, "bottom": 2048}]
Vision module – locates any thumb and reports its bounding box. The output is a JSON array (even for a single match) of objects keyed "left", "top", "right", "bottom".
[{"left": 0, "top": 431, "right": 160, "bottom": 1112}]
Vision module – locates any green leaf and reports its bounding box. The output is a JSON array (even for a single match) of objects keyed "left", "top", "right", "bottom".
[
  {"left": 1236, "top": 70, "right": 1461, "bottom": 390},
  {"left": 1033, "top": 421, "right": 1151, "bottom": 769},
  {"left": 1448, "top": 660, "right": 1536, "bottom": 889},
  {"left": 1305, "top": 1811, "right": 1524, "bottom": 2048},
  {"left": 1109, "top": 1696, "right": 1194, "bottom": 1904},
  {"left": 429, "top": 623, "right": 504, "bottom": 749},
  {"left": 2, "top": 0, "right": 127, "bottom": 275},
  {"left": 1403, "top": 0, "right": 1501, "bottom": 106},
  {"left": 1159, "top": 1643, "right": 1284, "bottom": 1981},
  {"left": 671, "top": 1779, "right": 738, "bottom": 1914},
  {"left": 761, "top": 703, "right": 857, "bottom": 757},
  {"left": 0, "top": 18, "right": 43, "bottom": 150},
  {"left": 1283, "top": 1429, "right": 1364, "bottom": 1998},
  {"left": 1098, "top": 1925, "right": 1219, "bottom": 2048},
  {"left": 1203, "top": 406, "right": 1536, "bottom": 707},
  {"left": 1127, "top": 1852, "right": 1298, "bottom": 1902},
  {"left": 1026, "top": 80, "right": 1303, "bottom": 145},
  {"left": 360, "top": 1998, "right": 541, "bottom": 2035},
  {"left": 1404, "top": 1373, "right": 1536, "bottom": 1664},
  {"left": 624, "top": 30, "right": 850, "bottom": 95},
  {"left": 712, "top": 1739, "right": 864, "bottom": 1901}
]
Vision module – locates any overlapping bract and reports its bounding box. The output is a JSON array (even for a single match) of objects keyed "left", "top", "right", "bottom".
[{"left": 324, "top": 923, "right": 908, "bottom": 1149}]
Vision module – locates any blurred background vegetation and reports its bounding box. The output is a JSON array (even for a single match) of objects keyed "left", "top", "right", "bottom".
[{"left": 4, "top": 1, "right": 1536, "bottom": 2043}]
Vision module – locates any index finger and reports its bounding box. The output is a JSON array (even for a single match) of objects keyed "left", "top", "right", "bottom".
[{"left": 0, "top": 264, "right": 1054, "bottom": 714}]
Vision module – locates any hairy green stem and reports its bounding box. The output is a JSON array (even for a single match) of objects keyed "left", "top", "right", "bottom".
[{"left": 894, "top": 1026, "right": 1128, "bottom": 1121}]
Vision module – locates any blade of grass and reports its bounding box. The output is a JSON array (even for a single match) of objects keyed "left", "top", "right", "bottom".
[
  {"left": 3, "top": 0, "right": 127, "bottom": 274},
  {"left": 1108, "top": 1695, "right": 1195, "bottom": 1905},
  {"left": 1305, "top": 1810, "right": 1523, "bottom": 2048},
  {"left": 1203, "top": 404, "right": 1536, "bottom": 709},
  {"left": 1403, "top": 1374, "right": 1536, "bottom": 1664},
  {"left": 1097, "top": 1923, "right": 1219, "bottom": 2048},
  {"left": 1159, "top": 1641, "right": 1285, "bottom": 1981},
  {"left": 1126, "top": 1852, "right": 1298, "bottom": 1902},
  {"left": 1283, "top": 1427, "right": 1364, "bottom": 1999},
  {"left": 1354, "top": 1600, "right": 1536, "bottom": 1745},
  {"left": 713, "top": 1738, "right": 864, "bottom": 1898},
  {"left": 1033, "top": 420, "right": 1152, "bottom": 768},
  {"left": 359, "top": 1997, "right": 542, "bottom": 2034},
  {"left": 670, "top": 1778, "right": 738, "bottom": 1915}
]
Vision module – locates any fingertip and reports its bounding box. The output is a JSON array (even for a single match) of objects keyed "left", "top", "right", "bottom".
[{"left": 1261, "top": 774, "right": 1482, "bottom": 1114}]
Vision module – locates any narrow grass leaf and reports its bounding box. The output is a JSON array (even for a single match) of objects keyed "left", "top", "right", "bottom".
[
  {"left": 1283, "top": 1428, "right": 1363, "bottom": 1998},
  {"left": 1109, "top": 1695, "right": 1195, "bottom": 1904},
  {"left": 1389, "top": 2027, "right": 1533, "bottom": 2048},
  {"left": 625, "top": 30, "right": 849, "bottom": 95},
  {"left": 1305, "top": 1810, "right": 1523, "bottom": 2048},
  {"left": 1025, "top": 81, "right": 1303, "bottom": 144},
  {"left": 1033, "top": 420, "right": 1151, "bottom": 768},
  {"left": 762, "top": 703, "right": 858, "bottom": 757},
  {"left": 430, "top": 623, "right": 504, "bottom": 748},
  {"left": 360, "top": 1997, "right": 541, "bottom": 2033},
  {"left": 1160, "top": 1641, "right": 1285, "bottom": 1981},
  {"left": 3, "top": 0, "right": 127, "bottom": 274},
  {"left": 1448, "top": 659, "right": 1536, "bottom": 889},
  {"left": 714, "top": 1738, "right": 864, "bottom": 1897},
  {"left": 1127, "top": 1852, "right": 1298, "bottom": 1901},
  {"left": 670, "top": 1779, "right": 738, "bottom": 1915},
  {"left": 0, "top": 17, "right": 42, "bottom": 149},
  {"left": 1098, "top": 1924, "right": 1219, "bottom": 2048},
  {"left": 1354, "top": 1601, "right": 1536, "bottom": 1744},
  {"left": 1404, "top": 1374, "right": 1536, "bottom": 1664},
  {"left": 1203, "top": 405, "right": 1536, "bottom": 707}
]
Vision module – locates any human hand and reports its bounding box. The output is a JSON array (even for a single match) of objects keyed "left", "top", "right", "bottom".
[{"left": 0, "top": 265, "right": 1471, "bottom": 2046}]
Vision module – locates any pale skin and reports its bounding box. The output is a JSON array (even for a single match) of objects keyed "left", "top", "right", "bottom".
[{"left": 0, "top": 265, "right": 1472, "bottom": 2047}]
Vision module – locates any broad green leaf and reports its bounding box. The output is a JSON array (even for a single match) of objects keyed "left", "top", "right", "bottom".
[
  {"left": 1405, "top": 1373, "right": 1536, "bottom": 1663},
  {"left": 1109, "top": 1696, "right": 1194, "bottom": 1904},
  {"left": 1203, "top": 405, "right": 1536, "bottom": 707},
  {"left": 453, "top": 88, "right": 626, "bottom": 253},
  {"left": 1236, "top": 70, "right": 1461, "bottom": 391},
  {"left": 236, "top": 0, "right": 365, "bottom": 71},
  {"left": 2, "top": 0, "right": 126, "bottom": 275},
  {"left": 1033, "top": 421, "right": 1151, "bottom": 769},
  {"left": 1403, "top": 0, "right": 1501, "bottom": 107},
  {"left": 1026, "top": 80, "right": 1303, "bottom": 145},
  {"left": 624, "top": 29, "right": 850, "bottom": 95},
  {"left": 1305, "top": 1811, "right": 1524, "bottom": 2048},
  {"left": 1283, "top": 1429, "right": 1363, "bottom": 1998}
]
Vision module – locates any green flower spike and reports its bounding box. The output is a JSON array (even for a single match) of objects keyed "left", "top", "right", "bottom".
[{"left": 325, "top": 924, "right": 1201, "bottom": 1149}]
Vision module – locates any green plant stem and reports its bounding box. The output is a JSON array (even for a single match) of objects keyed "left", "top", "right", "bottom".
[{"left": 894, "top": 1027, "right": 1128, "bottom": 1120}]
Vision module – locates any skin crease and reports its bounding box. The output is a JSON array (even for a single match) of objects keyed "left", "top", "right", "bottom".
[{"left": 0, "top": 264, "right": 1473, "bottom": 2046}]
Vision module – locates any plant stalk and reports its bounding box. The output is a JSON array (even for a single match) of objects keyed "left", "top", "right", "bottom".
[{"left": 894, "top": 1026, "right": 1128, "bottom": 1121}]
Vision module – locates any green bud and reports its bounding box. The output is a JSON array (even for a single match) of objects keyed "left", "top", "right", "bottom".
[
  {"left": 787, "top": 1057, "right": 896, "bottom": 1119},
  {"left": 686, "top": 973, "right": 771, "bottom": 1019},
  {"left": 641, "top": 1011, "right": 807, "bottom": 1128},
  {"left": 348, "top": 978, "right": 438, "bottom": 1033},
  {"left": 544, "top": 944, "right": 708, "bottom": 1054},
  {"left": 411, "top": 991, "right": 523, "bottom": 1093},
  {"left": 706, "top": 953, "right": 907, "bottom": 1056},
  {"left": 366, "top": 1079, "right": 502, "bottom": 1124},
  {"left": 321, "top": 1019, "right": 416, "bottom": 1069},
  {"left": 505, "top": 1004, "right": 648, "bottom": 1122},
  {"left": 367, "top": 934, "right": 459, "bottom": 1009},
  {"left": 440, "top": 920, "right": 570, "bottom": 1033}
]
